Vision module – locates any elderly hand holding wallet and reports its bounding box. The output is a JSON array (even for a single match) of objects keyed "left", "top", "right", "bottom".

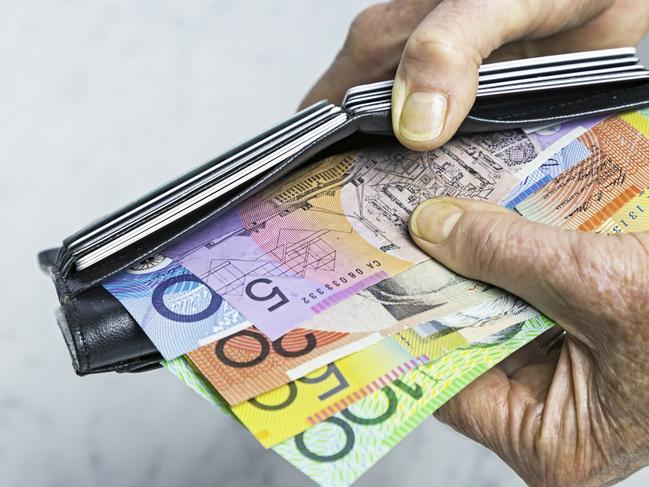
[
  {"left": 302, "top": 1, "right": 649, "bottom": 485},
  {"left": 39, "top": 1, "right": 649, "bottom": 485}
]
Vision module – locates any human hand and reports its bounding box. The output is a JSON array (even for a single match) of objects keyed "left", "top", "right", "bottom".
[
  {"left": 407, "top": 197, "right": 649, "bottom": 486},
  {"left": 301, "top": 0, "right": 649, "bottom": 151}
]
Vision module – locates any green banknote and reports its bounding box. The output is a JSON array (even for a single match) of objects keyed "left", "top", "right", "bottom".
[{"left": 165, "top": 316, "right": 553, "bottom": 487}]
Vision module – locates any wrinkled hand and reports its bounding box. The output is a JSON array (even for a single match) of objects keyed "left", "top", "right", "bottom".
[
  {"left": 407, "top": 197, "right": 649, "bottom": 486},
  {"left": 301, "top": 0, "right": 649, "bottom": 151}
]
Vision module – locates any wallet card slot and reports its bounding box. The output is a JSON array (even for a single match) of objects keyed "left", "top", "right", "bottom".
[
  {"left": 342, "top": 47, "right": 639, "bottom": 106},
  {"left": 52, "top": 117, "right": 360, "bottom": 297},
  {"left": 62, "top": 102, "right": 327, "bottom": 250},
  {"left": 60, "top": 103, "right": 333, "bottom": 269},
  {"left": 350, "top": 79, "right": 649, "bottom": 135},
  {"left": 65, "top": 105, "right": 337, "bottom": 257},
  {"left": 63, "top": 106, "right": 345, "bottom": 273},
  {"left": 477, "top": 71, "right": 649, "bottom": 95},
  {"left": 478, "top": 64, "right": 646, "bottom": 89},
  {"left": 75, "top": 113, "right": 349, "bottom": 270},
  {"left": 478, "top": 47, "right": 636, "bottom": 74},
  {"left": 345, "top": 73, "right": 649, "bottom": 117},
  {"left": 344, "top": 60, "right": 644, "bottom": 109},
  {"left": 477, "top": 56, "right": 638, "bottom": 83},
  {"left": 341, "top": 48, "right": 637, "bottom": 104},
  {"left": 67, "top": 104, "right": 335, "bottom": 255}
]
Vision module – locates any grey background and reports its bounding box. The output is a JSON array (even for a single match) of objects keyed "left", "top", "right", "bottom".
[{"left": 2, "top": 2, "right": 648, "bottom": 486}]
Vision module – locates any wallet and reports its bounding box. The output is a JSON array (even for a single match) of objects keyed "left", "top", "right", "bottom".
[{"left": 39, "top": 47, "right": 649, "bottom": 376}]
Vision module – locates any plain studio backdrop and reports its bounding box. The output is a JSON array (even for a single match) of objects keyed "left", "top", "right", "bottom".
[{"left": 2, "top": 2, "right": 649, "bottom": 486}]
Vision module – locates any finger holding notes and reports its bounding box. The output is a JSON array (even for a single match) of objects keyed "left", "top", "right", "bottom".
[
  {"left": 407, "top": 197, "right": 649, "bottom": 347},
  {"left": 408, "top": 195, "right": 649, "bottom": 485},
  {"left": 392, "top": 0, "right": 615, "bottom": 150}
]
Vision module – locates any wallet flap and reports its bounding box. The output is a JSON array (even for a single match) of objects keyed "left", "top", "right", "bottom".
[
  {"left": 49, "top": 118, "right": 360, "bottom": 299},
  {"left": 56, "top": 285, "right": 162, "bottom": 375},
  {"left": 353, "top": 80, "right": 649, "bottom": 134}
]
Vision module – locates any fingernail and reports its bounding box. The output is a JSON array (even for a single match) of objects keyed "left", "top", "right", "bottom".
[
  {"left": 410, "top": 199, "right": 463, "bottom": 244},
  {"left": 398, "top": 91, "right": 447, "bottom": 142}
]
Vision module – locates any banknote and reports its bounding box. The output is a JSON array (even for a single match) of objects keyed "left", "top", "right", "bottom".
[
  {"left": 412, "top": 292, "right": 536, "bottom": 340},
  {"left": 227, "top": 297, "right": 539, "bottom": 447},
  {"left": 186, "top": 259, "right": 504, "bottom": 405},
  {"left": 273, "top": 317, "right": 552, "bottom": 487},
  {"left": 164, "top": 131, "right": 552, "bottom": 339},
  {"left": 596, "top": 188, "right": 649, "bottom": 234},
  {"left": 299, "top": 258, "right": 500, "bottom": 333},
  {"left": 460, "top": 120, "right": 590, "bottom": 180},
  {"left": 165, "top": 316, "right": 554, "bottom": 487},
  {"left": 516, "top": 111, "right": 649, "bottom": 230},
  {"left": 503, "top": 117, "right": 606, "bottom": 208},
  {"left": 102, "top": 256, "right": 248, "bottom": 359}
]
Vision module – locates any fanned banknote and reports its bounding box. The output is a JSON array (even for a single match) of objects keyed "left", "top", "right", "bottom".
[
  {"left": 102, "top": 119, "right": 580, "bottom": 360},
  {"left": 503, "top": 117, "right": 606, "bottom": 208},
  {"left": 155, "top": 111, "right": 649, "bottom": 486},
  {"left": 516, "top": 112, "right": 649, "bottom": 230},
  {"left": 224, "top": 297, "right": 538, "bottom": 447},
  {"left": 186, "top": 259, "right": 507, "bottom": 405},
  {"left": 165, "top": 316, "right": 554, "bottom": 487},
  {"left": 164, "top": 127, "right": 564, "bottom": 339},
  {"left": 102, "top": 256, "right": 249, "bottom": 359}
]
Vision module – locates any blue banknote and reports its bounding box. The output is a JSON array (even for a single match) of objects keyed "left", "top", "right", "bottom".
[
  {"left": 503, "top": 137, "right": 592, "bottom": 208},
  {"left": 103, "top": 255, "right": 248, "bottom": 359}
]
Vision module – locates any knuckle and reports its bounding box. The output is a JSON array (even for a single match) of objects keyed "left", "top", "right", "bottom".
[
  {"left": 349, "top": 4, "right": 387, "bottom": 38},
  {"left": 402, "top": 26, "right": 482, "bottom": 69},
  {"left": 345, "top": 3, "right": 407, "bottom": 68},
  {"left": 403, "top": 35, "right": 455, "bottom": 65},
  {"left": 609, "top": 234, "right": 649, "bottom": 318},
  {"left": 546, "top": 233, "right": 648, "bottom": 342},
  {"left": 347, "top": 4, "right": 390, "bottom": 50}
]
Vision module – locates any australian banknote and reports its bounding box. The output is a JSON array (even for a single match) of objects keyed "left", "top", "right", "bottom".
[
  {"left": 166, "top": 316, "right": 554, "bottom": 487},
  {"left": 516, "top": 111, "right": 649, "bottom": 230},
  {"left": 185, "top": 259, "right": 506, "bottom": 405},
  {"left": 102, "top": 119, "right": 582, "bottom": 359},
  {"left": 102, "top": 255, "right": 249, "bottom": 359},
  {"left": 179, "top": 120, "right": 591, "bottom": 403},
  {"left": 164, "top": 126, "right": 568, "bottom": 339},
  {"left": 222, "top": 297, "right": 539, "bottom": 447},
  {"left": 503, "top": 117, "right": 606, "bottom": 208}
]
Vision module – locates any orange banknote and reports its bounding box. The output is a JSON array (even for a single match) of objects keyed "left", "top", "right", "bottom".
[{"left": 517, "top": 112, "right": 649, "bottom": 230}]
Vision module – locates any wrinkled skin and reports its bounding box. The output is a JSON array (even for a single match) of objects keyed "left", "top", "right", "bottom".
[
  {"left": 301, "top": 0, "right": 649, "bottom": 151},
  {"left": 302, "top": 2, "right": 649, "bottom": 485},
  {"left": 407, "top": 198, "right": 649, "bottom": 486}
]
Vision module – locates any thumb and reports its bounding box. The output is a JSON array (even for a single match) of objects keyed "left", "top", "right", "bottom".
[
  {"left": 391, "top": 0, "right": 615, "bottom": 151},
  {"left": 407, "top": 197, "right": 647, "bottom": 345}
]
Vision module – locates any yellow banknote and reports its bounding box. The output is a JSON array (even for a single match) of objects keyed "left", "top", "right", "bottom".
[
  {"left": 596, "top": 189, "right": 649, "bottom": 234},
  {"left": 231, "top": 329, "right": 467, "bottom": 448},
  {"left": 231, "top": 295, "right": 536, "bottom": 448},
  {"left": 517, "top": 112, "right": 649, "bottom": 230}
]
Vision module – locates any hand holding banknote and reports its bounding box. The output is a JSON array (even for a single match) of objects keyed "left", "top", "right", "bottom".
[
  {"left": 407, "top": 197, "right": 649, "bottom": 485},
  {"left": 301, "top": 0, "right": 649, "bottom": 150}
]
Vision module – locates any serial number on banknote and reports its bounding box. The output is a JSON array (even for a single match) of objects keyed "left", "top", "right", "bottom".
[
  {"left": 299, "top": 260, "right": 383, "bottom": 305},
  {"left": 243, "top": 260, "right": 384, "bottom": 312}
]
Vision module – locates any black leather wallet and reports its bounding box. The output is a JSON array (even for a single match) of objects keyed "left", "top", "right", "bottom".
[{"left": 39, "top": 48, "right": 649, "bottom": 375}]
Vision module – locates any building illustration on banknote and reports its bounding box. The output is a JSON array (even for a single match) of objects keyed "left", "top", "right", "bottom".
[{"left": 160, "top": 132, "right": 541, "bottom": 338}]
